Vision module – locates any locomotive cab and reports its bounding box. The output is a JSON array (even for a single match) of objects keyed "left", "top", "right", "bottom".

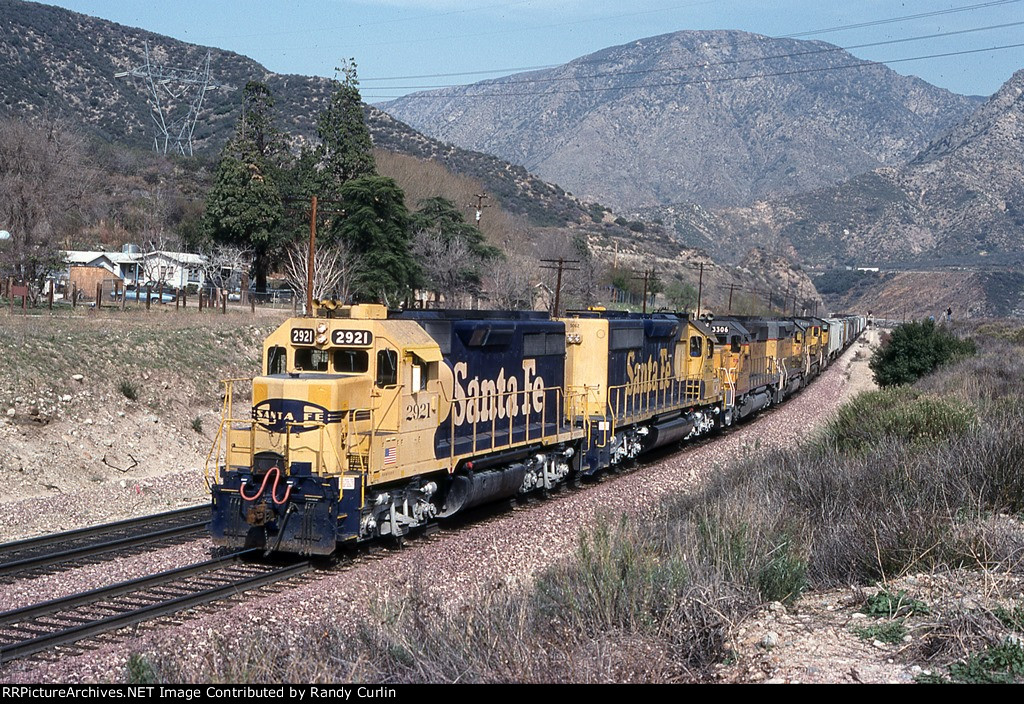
[{"left": 210, "top": 304, "right": 452, "bottom": 554}]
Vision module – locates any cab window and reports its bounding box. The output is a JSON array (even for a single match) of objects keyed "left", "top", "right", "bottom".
[
  {"left": 334, "top": 349, "right": 368, "bottom": 374},
  {"left": 411, "top": 360, "right": 426, "bottom": 392},
  {"left": 689, "top": 336, "right": 702, "bottom": 358},
  {"left": 267, "top": 346, "right": 286, "bottom": 375},
  {"left": 707, "top": 339, "right": 714, "bottom": 358},
  {"left": 376, "top": 349, "right": 398, "bottom": 387},
  {"left": 295, "top": 348, "right": 329, "bottom": 372},
  {"left": 730, "top": 335, "right": 741, "bottom": 354}
]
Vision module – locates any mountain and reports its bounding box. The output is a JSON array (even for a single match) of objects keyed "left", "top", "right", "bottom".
[
  {"left": 381, "top": 30, "right": 981, "bottom": 211},
  {"left": 715, "top": 68, "right": 1024, "bottom": 270},
  {"left": 0, "top": 0, "right": 595, "bottom": 228}
]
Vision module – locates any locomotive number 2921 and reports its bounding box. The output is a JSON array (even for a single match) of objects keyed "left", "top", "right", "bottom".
[
  {"left": 290, "top": 328, "right": 315, "bottom": 345},
  {"left": 405, "top": 401, "right": 433, "bottom": 421},
  {"left": 331, "top": 329, "right": 373, "bottom": 346}
]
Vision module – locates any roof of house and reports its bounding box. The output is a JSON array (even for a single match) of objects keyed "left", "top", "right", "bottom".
[{"left": 63, "top": 250, "right": 207, "bottom": 266}]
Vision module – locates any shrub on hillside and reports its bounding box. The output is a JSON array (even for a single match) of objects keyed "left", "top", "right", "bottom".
[
  {"left": 818, "top": 386, "right": 977, "bottom": 454},
  {"left": 870, "top": 319, "right": 976, "bottom": 387}
]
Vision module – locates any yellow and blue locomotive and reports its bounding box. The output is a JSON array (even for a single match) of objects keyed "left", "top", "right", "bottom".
[{"left": 207, "top": 303, "right": 864, "bottom": 555}]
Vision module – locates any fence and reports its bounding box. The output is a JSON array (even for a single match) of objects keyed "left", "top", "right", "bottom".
[{"left": 1, "top": 278, "right": 303, "bottom": 316}]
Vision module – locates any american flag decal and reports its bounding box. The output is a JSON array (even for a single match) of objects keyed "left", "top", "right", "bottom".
[{"left": 383, "top": 446, "right": 397, "bottom": 466}]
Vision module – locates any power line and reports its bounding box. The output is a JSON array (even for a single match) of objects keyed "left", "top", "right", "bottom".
[
  {"left": 277, "top": 1, "right": 719, "bottom": 55},
  {"left": 785, "top": 0, "right": 1020, "bottom": 38},
  {"left": 194, "top": 0, "right": 539, "bottom": 42},
  {"left": 363, "top": 42, "right": 1024, "bottom": 100},
  {"left": 361, "top": 21, "right": 1024, "bottom": 92},
  {"left": 357, "top": 0, "right": 1022, "bottom": 83}
]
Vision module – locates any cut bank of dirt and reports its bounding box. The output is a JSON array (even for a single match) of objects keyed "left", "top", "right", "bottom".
[{"left": 0, "top": 309, "right": 286, "bottom": 539}]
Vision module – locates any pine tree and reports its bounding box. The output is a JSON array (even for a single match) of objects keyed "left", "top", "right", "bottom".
[
  {"left": 317, "top": 59, "right": 376, "bottom": 189},
  {"left": 330, "top": 176, "right": 418, "bottom": 304},
  {"left": 203, "top": 82, "right": 289, "bottom": 294}
]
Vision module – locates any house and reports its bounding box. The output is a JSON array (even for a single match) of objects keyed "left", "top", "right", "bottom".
[{"left": 63, "top": 248, "right": 208, "bottom": 290}]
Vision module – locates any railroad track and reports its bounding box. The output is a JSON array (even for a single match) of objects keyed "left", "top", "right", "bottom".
[
  {"left": 0, "top": 549, "right": 315, "bottom": 663},
  {"left": 0, "top": 505, "right": 210, "bottom": 580}
]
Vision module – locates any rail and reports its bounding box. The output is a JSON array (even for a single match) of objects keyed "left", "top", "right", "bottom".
[
  {"left": 0, "top": 506, "right": 209, "bottom": 579},
  {"left": 0, "top": 550, "right": 312, "bottom": 663}
]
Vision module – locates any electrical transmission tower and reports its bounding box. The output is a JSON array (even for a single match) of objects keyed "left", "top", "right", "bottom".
[{"left": 115, "top": 42, "right": 221, "bottom": 156}]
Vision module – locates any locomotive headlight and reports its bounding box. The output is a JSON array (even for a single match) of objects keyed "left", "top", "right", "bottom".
[
  {"left": 316, "top": 322, "right": 328, "bottom": 334},
  {"left": 316, "top": 333, "right": 328, "bottom": 344}
]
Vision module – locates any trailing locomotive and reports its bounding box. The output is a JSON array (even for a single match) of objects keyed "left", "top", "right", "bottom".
[{"left": 207, "top": 303, "right": 865, "bottom": 555}]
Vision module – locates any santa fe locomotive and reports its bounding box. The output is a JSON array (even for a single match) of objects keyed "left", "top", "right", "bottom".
[{"left": 207, "top": 303, "right": 865, "bottom": 555}]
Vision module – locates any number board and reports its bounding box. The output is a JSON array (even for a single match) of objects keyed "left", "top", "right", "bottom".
[
  {"left": 711, "top": 325, "right": 730, "bottom": 335},
  {"left": 291, "top": 328, "right": 315, "bottom": 346},
  {"left": 331, "top": 329, "right": 373, "bottom": 347}
]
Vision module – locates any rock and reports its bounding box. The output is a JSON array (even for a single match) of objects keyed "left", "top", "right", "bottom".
[
  {"left": 72, "top": 374, "right": 84, "bottom": 382},
  {"left": 149, "top": 416, "right": 159, "bottom": 424},
  {"left": 872, "top": 640, "right": 886, "bottom": 648},
  {"left": 765, "top": 678, "right": 787, "bottom": 684},
  {"left": 850, "top": 612, "right": 868, "bottom": 620},
  {"left": 60, "top": 395, "right": 72, "bottom": 402},
  {"left": 768, "top": 601, "right": 786, "bottom": 614},
  {"left": 761, "top": 632, "right": 779, "bottom": 649},
  {"left": 84, "top": 418, "right": 93, "bottom": 425},
  {"left": 5, "top": 408, "right": 14, "bottom": 417}
]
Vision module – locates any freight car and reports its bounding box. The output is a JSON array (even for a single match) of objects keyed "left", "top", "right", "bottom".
[{"left": 207, "top": 304, "right": 864, "bottom": 555}]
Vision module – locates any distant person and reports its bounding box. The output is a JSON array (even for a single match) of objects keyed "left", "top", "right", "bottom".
[{"left": 946, "top": 306, "right": 953, "bottom": 322}]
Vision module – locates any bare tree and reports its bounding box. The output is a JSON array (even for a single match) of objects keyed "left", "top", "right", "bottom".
[
  {"left": 487, "top": 253, "right": 537, "bottom": 310},
  {"left": 412, "top": 229, "right": 483, "bottom": 307},
  {"left": 199, "top": 245, "right": 251, "bottom": 297},
  {"left": 0, "top": 118, "right": 95, "bottom": 300},
  {"left": 283, "top": 240, "right": 356, "bottom": 305}
]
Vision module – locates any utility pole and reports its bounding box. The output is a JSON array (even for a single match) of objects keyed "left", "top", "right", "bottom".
[
  {"left": 471, "top": 193, "right": 491, "bottom": 227},
  {"left": 722, "top": 283, "right": 744, "bottom": 313},
  {"left": 696, "top": 262, "right": 704, "bottom": 317},
  {"left": 632, "top": 269, "right": 657, "bottom": 314},
  {"left": 540, "top": 258, "right": 579, "bottom": 317},
  {"left": 307, "top": 195, "right": 317, "bottom": 317}
]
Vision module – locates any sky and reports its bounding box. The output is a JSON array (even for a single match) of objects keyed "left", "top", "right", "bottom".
[{"left": 41, "top": 0, "right": 1024, "bottom": 99}]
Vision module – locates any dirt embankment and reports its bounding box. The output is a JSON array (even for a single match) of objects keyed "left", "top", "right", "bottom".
[{"left": 0, "top": 310, "right": 285, "bottom": 539}]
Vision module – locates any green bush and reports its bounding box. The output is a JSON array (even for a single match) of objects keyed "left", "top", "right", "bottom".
[
  {"left": 819, "top": 387, "right": 976, "bottom": 454},
  {"left": 852, "top": 620, "right": 908, "bottom": 644},
  {"left": 869, "top": 319, "right": 976, "bottom": 387}
]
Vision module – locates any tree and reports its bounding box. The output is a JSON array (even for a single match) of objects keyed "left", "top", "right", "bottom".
[
  {"left": 0, "top": 118, "right": 94, "bottom": 300},
  {"left": 869, "top": 319, "right": 976, "bottom": 387},
  {"left": 411, "top": 196, "right": 499, "bottom": 304},
  {"left": 283, "top": 240, "right": 357, "bottom": 304},
  {"left": 203, "top": 82, "right": 289, "bottom": 294},
  {"left": 665, "top": 279, "right": 698, "bottom": 310},
  {"left": 330, "top": 176, "right": 418, "bottom": 304},
  {"left": 317, "top": 60, "right": 375, "bottom": 189},
  {"left": 488, "top": 253, "right": 536, "bottom": 310}
]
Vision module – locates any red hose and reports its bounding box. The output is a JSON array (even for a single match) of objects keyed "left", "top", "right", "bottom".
[{"left": 240, "top": 465, "right": 293, "bottom": 505}]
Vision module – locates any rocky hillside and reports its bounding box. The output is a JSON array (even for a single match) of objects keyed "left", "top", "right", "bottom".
[
  {"left": 381, "top": 29, "right": 980, "bottom": 211},
  {"left": 0, "top": 0, "right": 595, "bottom": 228},
  {"left": 715, "top": 68, "right": 1024, "bottom": 270}
]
